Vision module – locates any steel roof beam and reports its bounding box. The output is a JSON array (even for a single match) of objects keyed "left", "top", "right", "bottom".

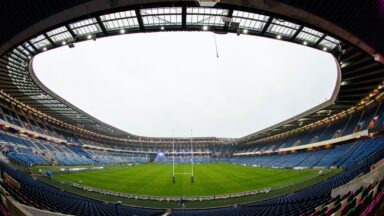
[
  {"left": 64, "top": 24, "right": 76, "bottom": 38},
  {"left": 135, "top": 9, "right": 145, "bottom": 31},
  {"left": 26, "top": 41, "right": 38, "bottom": 52},
  {"left": 182, "top": 6, "right": 187, "bottom": 29},
  {"left": 314, "top": 34, "right": 326, "bottom": 47},
  {"left": 43, "top": 33, "right": 55, "bottom": 46},
  {"left": 95, "top": 16, "right": 108, "bottom": 35},
  {"left": 261, "top": 16, "right": 273, "bottom": 35},
  {"left": 289, "top": 25, "right": 303, "bottom": 41}
]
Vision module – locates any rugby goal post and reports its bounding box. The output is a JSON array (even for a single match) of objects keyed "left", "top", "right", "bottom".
[{"left": 172, "top": 130, "right": 194, "bottom": 183}]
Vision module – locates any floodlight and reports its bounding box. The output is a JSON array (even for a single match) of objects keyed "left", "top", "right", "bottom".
[
  {"left": 230, "top": 22, "right": 240, "bottom": 30},
  {"left": 303, "top": 41, "right": 307, "bottom": 45},
  {"left": 276, "top": 35, "right": 282, "bottom": 39},
  {"left": 222, "top": 16, "right": 232, "bottom": 25},
  {"left": 373, "top": 53, "right": 384, "bottom": 63},
  {"left": 42, "top": 47, "right": 47, "bottom": 51},
  {"left": 323, "top": 47, "right": 327, "bottom": 51},
  {"left": 120, "top": 29, "right": 125, "bottom": 34},
  {"left": 203, "top": 25, "right": 208, "bottom": 31},
  {"left": 160, "top": 26, "right": 165, "bottom": 30},
  {"left": 62, "top": 41, "right": 66, "bottom": 45},
  {"left": 87, "top": 35, "right": 92, "bottom": 39},
  {"left": 243, "top": 29, "right": 248, "bottom": 34}
]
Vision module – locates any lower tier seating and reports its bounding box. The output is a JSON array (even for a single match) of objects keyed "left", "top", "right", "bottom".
[
  {"left": 170, "top": 143, "right": 384, "bottom": 216},
  {"left": 0, "top": 162, "right": 163, "bottom": 216},
  {"left": 301, "top": 177, "right": 384, "bottom": 216},
  {"left": 0, "top": 136, "right": 383, "bottom": 215}
]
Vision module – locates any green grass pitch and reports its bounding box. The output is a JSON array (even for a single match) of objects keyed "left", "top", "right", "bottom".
[{"left": 52, "top": 163, "right": 326, "bottom": 197}]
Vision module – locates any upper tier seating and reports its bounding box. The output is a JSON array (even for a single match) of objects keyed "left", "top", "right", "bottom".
[
  {"left": 0, "top": 131, "right": 149, "bottom": 167},
  {"left": 155, "top": 156, "right": 214, "bottom": 164},
  {"left": 226, "top": 135, "right": 384, "bottom": 169}
]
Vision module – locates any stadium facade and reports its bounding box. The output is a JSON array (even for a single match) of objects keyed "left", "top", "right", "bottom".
[{"left": 0, "top": 1, "right": 383, "bottom": 216}]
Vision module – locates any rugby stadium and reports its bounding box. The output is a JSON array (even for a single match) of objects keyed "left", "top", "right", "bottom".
[{"left": 0, "top": 1, "right": 383, "bottom": 216}]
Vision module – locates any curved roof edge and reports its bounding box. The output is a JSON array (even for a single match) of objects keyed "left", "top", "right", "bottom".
[
  {"left": 0, "top": 1, "right": 382, "bottom": 142},
  {"left": 28, "top": 57, "right": 134, "bottom": 137},
  {"left": 241, "top": 56, "right": 342, "bottom": 140},
  {"left": 0, "top": 0, "right": 379, "bottom": 58}
]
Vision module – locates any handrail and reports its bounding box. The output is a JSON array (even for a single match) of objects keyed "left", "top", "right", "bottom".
[{"left": 72, "top": 183, "right": 272, "bottom": 201}]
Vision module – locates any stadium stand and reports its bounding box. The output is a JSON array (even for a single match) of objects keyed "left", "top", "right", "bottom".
[
  {"left": 0, "top": 93, "right": 382, "bottom": 215},
  {"left": 0, "top": 141, "right": 382, "bottom": 216},
  {"left": 0, "top": 161, "right": 164, "bottom": 216},
  {"left": 170, "top": 144, "right": 384, "bottom": 216},
  {"left": 225, "top": 136, "right": 384, "bottom": 169},
  {"left": 301, "top": 160, "right": 384, "bottom": 216},
  {"left": 155, "top": 156, "right": 214, "bottom": 164}
]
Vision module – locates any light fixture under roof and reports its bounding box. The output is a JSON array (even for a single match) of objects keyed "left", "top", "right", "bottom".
[
  {"left": 203, "top": 25, "right": 208, "bottom": 31},
  {"left": 161, "top": 26, "right": 165, "bottom": 30},
  {"left": 243, "top": 29, "right": 248, "bottom": 34},
  {"left": 42, "top": 47, "right": 47, "bottom": 51},
  {"left": 197, "top": 0, "right": 220, "bottom": 7},
  {"left": 120, "top": 29, "right": 125, "bottom": 34},
  {"left": 276, "top": 35, "right": 282, "bottom": 39},
  {"left": 87, "top": 35, "right": 92, "bottom": 39},
  {"left": 303, "top": 41, "right": 308, "bottom": 45},
  {"left": 373, "top": 53, "right": 384, "bottom": 64},
  {"left": 340, "top": 62, "right": 349, "bottom": 68},
  {"left": 62, "top": 41, "right": 66, "bottom": 45},
  {"left": 323, "top": 47, "right": 327, "bottom": 51}
]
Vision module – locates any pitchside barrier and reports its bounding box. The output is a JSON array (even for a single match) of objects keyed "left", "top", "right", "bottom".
[{"left": 72, "top": 183, "right": 272, "bottom": 201}]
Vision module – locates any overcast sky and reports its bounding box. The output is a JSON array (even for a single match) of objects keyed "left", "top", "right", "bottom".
[{"left": 33, "top": 32, "right": 337, "bottom": 138}]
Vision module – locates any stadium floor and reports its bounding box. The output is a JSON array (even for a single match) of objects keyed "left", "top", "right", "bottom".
[
  {"left": 34, "top": 163, "right": 341, "bottom": 208},
  {"left": 51, "top": 163, "right": 326, "bottom": 196}
]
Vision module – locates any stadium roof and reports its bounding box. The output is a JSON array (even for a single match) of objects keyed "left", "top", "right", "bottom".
[{"left": 0, "top": 0, "right": 383, "bottom": 143}]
